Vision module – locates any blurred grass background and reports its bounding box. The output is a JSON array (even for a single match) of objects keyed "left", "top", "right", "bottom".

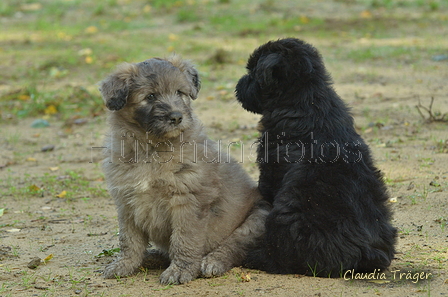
[{"left": 0, "top": 0, "right": 447, "bottom": 121}]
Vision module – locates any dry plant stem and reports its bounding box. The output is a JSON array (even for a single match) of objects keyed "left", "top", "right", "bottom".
[{"left": 416, "top": 97, "right": 448, "bottom": 123}]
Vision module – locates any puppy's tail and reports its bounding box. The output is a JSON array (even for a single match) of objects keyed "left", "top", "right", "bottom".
[
  {"left": 242, "top": 241, "right": 270, "bottom": 271},
  {"left": 243, "top": 238, "right": 303, "bottom": 275}
]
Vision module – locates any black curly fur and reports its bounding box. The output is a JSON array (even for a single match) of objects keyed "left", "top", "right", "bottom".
[{"left": 236, "top": 38, "right": 396, "bottom": 277}]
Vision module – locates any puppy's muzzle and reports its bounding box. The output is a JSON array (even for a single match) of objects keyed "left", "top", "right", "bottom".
[{"left": 169, "top": 111, "right": 183, "bottom": 125}]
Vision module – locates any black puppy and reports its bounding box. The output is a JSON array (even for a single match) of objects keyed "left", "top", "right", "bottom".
[{"left": 236, "top": 38, "right": 396, "bottom": 277}]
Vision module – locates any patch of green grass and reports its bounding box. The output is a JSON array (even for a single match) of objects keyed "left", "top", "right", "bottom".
[
  {"left": 418, "top": 158, "right": 435, "bottom": 168},
  {"left": 0, "top": 170, "right": 106, "bottom": 200},
  {"left": 241, "top": 132, "right": 260, "bottom": 141},
  {"left": 407, "top": 186, "right": 429, "bottom": 205},
  {"left": 338, "top": 42, "right": 448, "bottom": 63},
  {"left": 399, "top": 228, "right": 411, "bottom": 236},
  {"left": 0, "top": 1, "right": 15, "bottom": 16},
  {"left": 434, "top": 139, "right": 448, "bottom": 153},
  {"left": 20, "top": 270, "right": 37, "bottom": 289},
  {"left": 4, "top": 132, "right": 21, "bottom": 145},
  {"left": 1, "top": 0, "right": 448, "bottom": 123},
  {"left": 0, "top": 86, "right": 103, "bottom": 120},
  {"left": 177, "top": 7, "right": 201, "bottom": 23},
  {"left": 151, "top": 0, "right": 186, "bottom": 10},
  {"left": 346, "top": 46, "right": 417, "bottom": 62},
  {"left": 366, "top": 0, "right": 445, "bottom": 10},
  {"left": 435, "top": 217, "right": 447, "bottom": 232},
  {"left": 96, "top": 247, "right": 121, "bottom": 258}
]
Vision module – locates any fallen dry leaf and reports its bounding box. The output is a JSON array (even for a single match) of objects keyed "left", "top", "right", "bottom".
[
  {"left": 240, "top": 272, "right": 251, "bottom": 282},
  {"left": 43, "top": 254, "right": 53, "bottom": 263},
  {"left": 300, "top": 16, "right": 310, "bottom": 24},
  {"left": 85, "top": 26, "right": 98, "bottom": 34},
  {"left": 78, "top": 48, "right": 93, "bottom": 56},
  {"left": 21, "top": 3, "right": 42, "bottom": 11},
  {"left": 44, "top": 105, "right": 58, "bottom": 115},
  {"left": 360, "top": 10, "right": 372, "bottom": 18},
  {"left": 56, "top": 190, "right": 67, "bottom": 198},
  {"left": 29, "top": 184, "right": 41, "bottom": 192},
  {"left": 18, "top": 94, "right": 30, "bottom": 101},
  {"left": 168, "top": 33, "right": 178, "bottom": 41}
]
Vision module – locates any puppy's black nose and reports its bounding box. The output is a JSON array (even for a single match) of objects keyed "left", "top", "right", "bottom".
[{"left": 169, "top": 111, "right": 183, "bottom": 125}]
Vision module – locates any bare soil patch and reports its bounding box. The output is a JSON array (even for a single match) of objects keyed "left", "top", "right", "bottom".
[{"left": 1, "top": 0, "right": 447, "bottom": 296}]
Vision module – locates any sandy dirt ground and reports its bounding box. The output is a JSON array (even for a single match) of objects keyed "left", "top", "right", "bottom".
[
  {"left": 1, "top": 64, "right": 447, "bottom": 296},
  {"left": 1, "top": 2, "right": 448, "bottom": 297}
]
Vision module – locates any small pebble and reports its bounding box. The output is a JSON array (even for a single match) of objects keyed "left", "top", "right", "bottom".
[
  {"left": 27, "top": 257, "right": 42, "bottom": 269},
  {"left": 31, "top": 119, "right": 50, "bottom": 128},
  {"left": 41, "top": 144, "right": 55, "bottom": 152},
  {"left": 431, "top": 54, "right": 448, "bottom": 61},
  {"left": 73, "top": 118, "right": 88, "bottom": 125},
  {"left": 429, "top": 180, "right": 441, "bottom": 187}
]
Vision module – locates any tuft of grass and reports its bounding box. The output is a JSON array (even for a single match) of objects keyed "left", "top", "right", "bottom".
[
  {"left": 407, "top": 185, "right": 429, "bottom": 205},
  {"left": 0, "top": 1, "right": 15, "bottom": 17},
  {"left": 0, "top": 170, "right": 106, "bottom": 200},
  {"left": 151, "top": 0, "right": 186, "bottom": 10},
  {"left": 96, "top": 248, "right": 121, "bottom": 258},
  {"left": 177, "top": 7, "right": 201, "bottom": 23},
  {"left": 346, "top": 46, "right": 417, "bottom": 62},
  {"left": 1, "top": 86, "right": 104, "bottom": 120},
  {"left": 20, "top": 271, "right": 37, "bottom": 289},
  {"left": 368, "top": 0, "right": 444, "bottom": 10},
  {"left": 1, "top": 0, "right": 447, "bottom": 123},
  {"left": 418, "top": 158, "right": 435, "bottom": 168}
]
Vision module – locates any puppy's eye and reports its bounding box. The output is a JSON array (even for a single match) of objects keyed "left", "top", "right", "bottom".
[
  {"left": 146, "top": 93, "right": 156, "bottom": 100},
  {"left": 176, "top": 90, "right": 184, "bottom": 97}
]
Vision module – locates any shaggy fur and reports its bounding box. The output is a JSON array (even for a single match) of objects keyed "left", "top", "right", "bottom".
[
  {"left": 235, "top": 38, "right": 397, "bottom": 277},
  {"left": 99, "top": 55, "right": 268, "bottom": 284}
]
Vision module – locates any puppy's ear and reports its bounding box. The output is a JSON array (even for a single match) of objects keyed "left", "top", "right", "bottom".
[
  {"left": 167, "top": 54, "right": 201, "bottom": 99},
  {"left": 99, "top": 63, "right": 138, "bottom": 110},
  {"left": 255, "top": 53, "right": 284, "bottom": 87},
  {"left": 256, "top": 52, "right": 314, "bottom": 87},
  {"left": 235, "top": 75, "right": 264, "bottom": 114}
]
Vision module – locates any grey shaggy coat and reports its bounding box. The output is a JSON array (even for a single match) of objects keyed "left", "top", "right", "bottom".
[{"left": 99, "top": 55, "right": 267, "bottom": 284}]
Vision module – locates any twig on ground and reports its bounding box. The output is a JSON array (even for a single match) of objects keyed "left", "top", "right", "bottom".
[{"left": 415, "top": 97, "right": 448, "bottom": 123}]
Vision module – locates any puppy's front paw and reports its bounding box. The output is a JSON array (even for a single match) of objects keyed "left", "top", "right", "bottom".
[
  {"left": 201, "top": 254, "right": 231, "bottom": 277},
  {"left": 159, "top": 263, "right": 199, "bottom": 285},
  {"left": 103, "top": 259, "right": 138, "bottom": 279}
]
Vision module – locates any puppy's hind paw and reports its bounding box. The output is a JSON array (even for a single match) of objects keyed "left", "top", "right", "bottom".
[
  {"left": 103, "top": 259, "right": 138, "bottom": 279},
  {"left": 201, "top": 256, "right": 231, "bottom": 278},
  {"left": 159, "top": 263, "right": 199, "bottom": 285}
]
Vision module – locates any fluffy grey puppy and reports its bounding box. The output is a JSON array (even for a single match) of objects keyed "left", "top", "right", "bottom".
[{"left": 99, "top": 55, "right": 268, "bottom": 284}]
